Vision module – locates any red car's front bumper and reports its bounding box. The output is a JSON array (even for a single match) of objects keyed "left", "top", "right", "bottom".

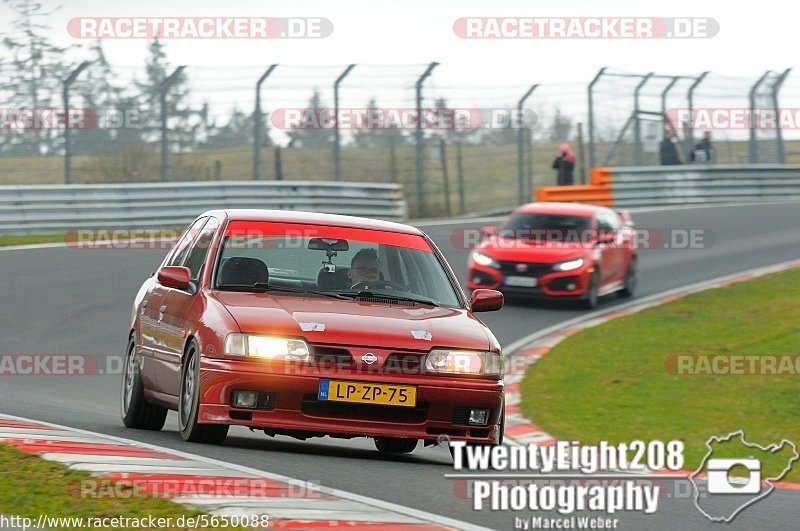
[
  {"left": 467, "top": 262, "right": 593, "bottom": 299},
  {"left": 198, "top": 357, "right": 504, "bottom": 444}
]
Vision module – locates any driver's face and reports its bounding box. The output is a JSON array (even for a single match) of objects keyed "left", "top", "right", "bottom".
[{"left": 349, "top": 258, "right": 381, "bottom": 285}]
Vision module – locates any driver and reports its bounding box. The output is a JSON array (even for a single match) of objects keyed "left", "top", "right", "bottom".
[{"left": 348, "top": 248, "right": 381, "bottom": 287}]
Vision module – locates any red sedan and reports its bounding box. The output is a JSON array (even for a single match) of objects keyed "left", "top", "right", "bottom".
[
  {"left": 122, "top": 209, "right": 504, "bottom": 454},
  {"left": 467, "top": 202, "right": 637, "bottom": 308}
]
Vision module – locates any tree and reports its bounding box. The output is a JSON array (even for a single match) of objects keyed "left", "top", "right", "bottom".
[
  {"left": 352, "top": 97, "right": 408, "bottom": 149},
  {"left": 549, "top": 107, "right": 573, "bottom": 143},
  {"left": 201, "top": 107, "right": 259, "bottom": 149},
  {"left": 133, "top": 39, "right": 205, "bottom": 150},
  {"left": 285, "top": 89, "right": 334, "bottom": 148},
  {"left": 0, "top": 0, "right": 69, "bottom": 155}
]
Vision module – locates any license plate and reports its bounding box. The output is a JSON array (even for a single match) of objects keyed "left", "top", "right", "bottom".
[
  {"left": 505, "top": 276, "right": 538, "bottom": 287},
  {"left": 318, "top": 380, "right": 417, "bottom": 407}
]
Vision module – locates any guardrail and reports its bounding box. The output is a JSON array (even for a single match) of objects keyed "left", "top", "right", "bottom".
[
  {"left": 536, "top": 164, "right": 800, "bottom": 208},
  {"left": 0, "top": 181, "right": 408, "bottom": 235}
]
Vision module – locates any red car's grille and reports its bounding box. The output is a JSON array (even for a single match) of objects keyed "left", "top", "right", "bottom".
[
  {"left": 311, "top": 346, "right": 355, "bottom": 368},
  {"left": 498, "top": 261, "right": 554, "bottom": 278},
  {"left": 301, "top": 394, "right": 428, "bottom": 423}
]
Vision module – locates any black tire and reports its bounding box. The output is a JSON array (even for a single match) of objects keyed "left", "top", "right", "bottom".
[
  {"left": 619, "top": 257, "right": 637, "bottom": 298},
  {"left": 374, "top": 437, "right": 418, "bottom": 454},
  {"left": 580, "top": 270, "right": 600, "bottom": 309},
  {"left": 178, "top": 343, "right": 229, "bottom": 445},
  {"left": 121, "top": 335, "right": 167, "bottom": 431}
]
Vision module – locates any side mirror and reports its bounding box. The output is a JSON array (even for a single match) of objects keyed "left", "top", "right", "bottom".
[
  {"left": 157, "top": 266, "right": 192, "bottom": 290},
  {"left": 470, "top": 289, "right": 504, "bottom": 312}
]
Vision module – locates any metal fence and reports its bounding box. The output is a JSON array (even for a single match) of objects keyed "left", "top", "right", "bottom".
[
  {"left": 0, "top": 181, "right": 407, "bottom": 234},
  {"left": 1, "top": 61, "right": 798, "bottom": 218},
  {"left": 610, "top": 164, "right": 800, "bottom": 207}
]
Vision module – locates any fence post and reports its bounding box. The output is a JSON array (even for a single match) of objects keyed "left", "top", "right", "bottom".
[
  {"left": 274, "top": 146, "right": 283, "bottom": 180},
  {"left": 772, "top": 68, "right": 791, "bottom": 164},
  {"left": 748, "top": 71, "right": 772, "bottom": 163},
  {"left": 253, "top": 64, "right": 278, "bottom": 181},
  {"left": 576, "top": 122, "right": 586, "bottom": 184},
  {"left": 660, "top": 76, "right": 680, "bottom": 131},
  {"left": 517, "top": 84, "right": 538, "bottom": 204},
  {"left": 333, "top": 64, "right": 356, "bottom": 181},
  {"left": 439, "top": 138, "right": 451, "bottom": 216},
  {"left": 587, "top": 67, "right": 607, "bottom": 171},
  {"left": 456, "top": 141, "right": 465, "bottom": 213},
  {"left": 633, "top": 73, "right": 653, "bottom": 166},
  {"left": 415, "top": 62, "right": 439, "bottom": 217},
  {"left": 63, "top": 61, "right": 90, "bottom": 185},
  {"left": 160, "top": 66, "right": 186, "bottom": 182},
  {"left": 686, "top": 71, "right": 709, "bottom": 160}
]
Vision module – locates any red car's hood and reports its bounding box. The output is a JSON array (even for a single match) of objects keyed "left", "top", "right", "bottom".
[
  {"left": 211, "top": 292, "right": 493, "bottom": 351},
  {"left": 478, "top": 236, "right": 588, "bottom": 263}
]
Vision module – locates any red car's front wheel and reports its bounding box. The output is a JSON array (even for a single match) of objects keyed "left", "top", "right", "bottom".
[{"left": 179, "top": 343, "right": 229, "bottom": 445}]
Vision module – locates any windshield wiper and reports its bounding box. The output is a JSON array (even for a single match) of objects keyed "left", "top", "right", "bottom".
[
  {"left": 217, "top": 282, "right": 350, "bottom": 300},
  {"left": 337, "top": 290, "right": 438, "bottom": 307}
]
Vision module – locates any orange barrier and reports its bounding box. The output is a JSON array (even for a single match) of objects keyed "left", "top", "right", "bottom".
[
  {"left": 534, "top": 168, "right": 614, "bottom": 206},
  {"left": 590, "top": 167, "right": 613, "bottom": 186}
]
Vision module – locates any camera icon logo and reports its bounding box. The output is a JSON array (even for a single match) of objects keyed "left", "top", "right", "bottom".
[
  {"left": 691, "top": 430, "right": 799, "bottom": 522},
  {"left": 706, "top": 458, "right": 761, "bottom": 494}
]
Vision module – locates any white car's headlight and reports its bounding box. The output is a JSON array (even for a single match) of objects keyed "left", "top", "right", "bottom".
[
  {"left": 553, "top": 258, "right": 584, "bottom": 272},
  {"left": 425, "top": 349, "right": 503, "bottom": 376},
  {"left": 472, "top": 252, "right": 500, "bottom": 269},
  {"left": 224, "top": 334, "right": 311, "bottom": 362}
]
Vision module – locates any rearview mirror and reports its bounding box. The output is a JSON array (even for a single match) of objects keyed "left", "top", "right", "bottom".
[
  {"left": 157, "top": 266, "right": 192, "bottom": 290},
  {"left": 308, "top": 238, "right": 349, "bottom": 252},
  {"left": 470, "top": 289, "right": 504, "bottom": 312}
]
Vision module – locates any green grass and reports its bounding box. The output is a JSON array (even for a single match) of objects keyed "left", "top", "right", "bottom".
[
  {"left": 520, "top": 268, "right": 800, "bottom": 482},
  {"left": 0, "top": 444, "right": 248, "bottom": 530},
  {"left": 0, "top": 234, "right": 65, "bottom": 247}
]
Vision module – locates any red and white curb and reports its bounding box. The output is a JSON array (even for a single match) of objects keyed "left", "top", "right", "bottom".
[
  {"left": 500, "top": 258, "right": 800, "bottom": 490},
  {"left": 0, "top": 415, "right": 489, "bottom": 530}
]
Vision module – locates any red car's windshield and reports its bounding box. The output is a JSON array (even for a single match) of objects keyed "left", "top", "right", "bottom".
[
  {"left": 214, "top": 221, "right": 463, "bottom": 308},
  {"left": 499, "top": 213, "right": 593, "bottom": 242}
]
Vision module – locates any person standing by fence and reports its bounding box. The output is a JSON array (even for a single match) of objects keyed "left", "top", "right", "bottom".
[
  {"left": 691, "top": 131, "right": 715, "bottom": 163},
  {"left": 659, "top": 128, "right": 683, "bottom": 165},
  {"left": 552, "top": 143, "right": 575, "bottom": 185}
]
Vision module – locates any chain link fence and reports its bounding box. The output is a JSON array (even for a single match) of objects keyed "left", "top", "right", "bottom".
[{"left": 0, "top": 61, "right": 796, "bottom": 217}]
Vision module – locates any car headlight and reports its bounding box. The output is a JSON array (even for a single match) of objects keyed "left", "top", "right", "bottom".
[
  {"left": 472, "top": 252, "right": 500, "bottom": 269},
  {"left": 224, "top": 334, "right": 311, "bottom": 362},
  {"left": 553, "top": 258, "right": 584, "bottom": 272},
  {"left": 425, "top": 349, "right": 503, "bottom": 376}
]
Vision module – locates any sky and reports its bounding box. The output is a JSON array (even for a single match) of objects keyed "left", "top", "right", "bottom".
[{"left": 1, "top": 0, "right": 797, "bottom": 142}]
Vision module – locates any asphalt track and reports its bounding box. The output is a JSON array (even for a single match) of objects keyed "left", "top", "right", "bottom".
[{"left": 1, "top": 201, "right": 799, "bottom": 530}]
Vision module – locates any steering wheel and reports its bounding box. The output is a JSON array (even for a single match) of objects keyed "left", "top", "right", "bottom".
[{"left": 350, "top": 280, "right": 402, "bottom": 292}]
